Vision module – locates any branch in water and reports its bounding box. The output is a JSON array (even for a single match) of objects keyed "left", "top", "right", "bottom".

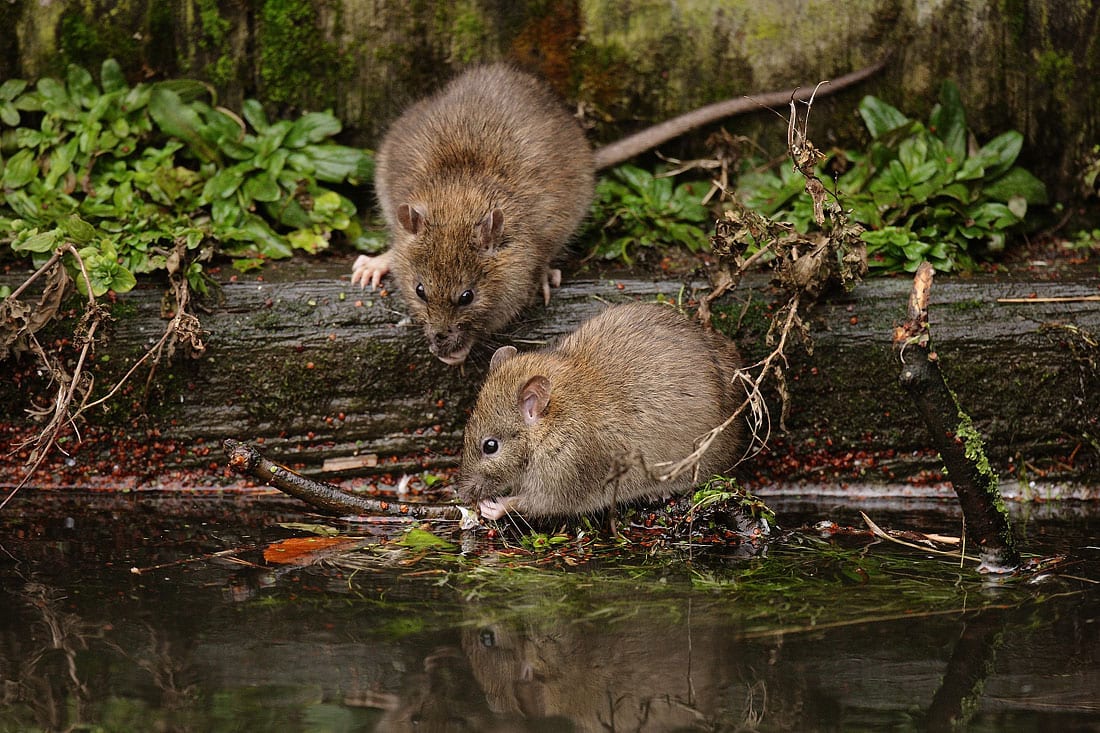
[
  {"left": 893, "top": 263, "right": 1020, "bottom": 572},
  {"left": 223, "top": 439, "right": 469, "bottom": 522}
]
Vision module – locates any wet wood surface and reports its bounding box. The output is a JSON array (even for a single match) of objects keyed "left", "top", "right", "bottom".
[{"left": 2, "top": 258, "right": 1097, "bottom": 486}]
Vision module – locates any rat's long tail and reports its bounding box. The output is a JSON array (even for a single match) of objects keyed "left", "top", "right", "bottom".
[{"left": 592, "top": 58, "right": 889, "bottom": 170}]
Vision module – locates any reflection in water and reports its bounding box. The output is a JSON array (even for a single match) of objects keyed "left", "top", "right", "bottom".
[
  {"left": 0, "top": 496, "right": 1097, "bottom": 731},
  {"left": 925, "top": 611, "right": 1005, "bottom": 732},
  {"left": 346, "top": 603, "right": 795, "bottom": 732}
]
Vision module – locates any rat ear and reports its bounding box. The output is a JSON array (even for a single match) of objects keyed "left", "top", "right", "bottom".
[
  {"left": 397, "top": 203, "right": 426, "bottom": 235},
  {"left": 518, "top": 375, "right": 550, "bottom": 426},
  {"left": 490, "top": 345, "right": 517, "bottom": 371},
  {"left": 475, "top": 208, "right": 505, "bottom": 251}
]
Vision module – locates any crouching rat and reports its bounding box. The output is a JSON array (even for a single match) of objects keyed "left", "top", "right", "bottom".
[
  {"left": 458, "top": 302, "right": 745, "bottom": 520},
  {"left": 352, "top": 64, "right": 593, "bottom": 365},
  {"left": 352, "top": 62, "right": 883, "bottom": 364}
]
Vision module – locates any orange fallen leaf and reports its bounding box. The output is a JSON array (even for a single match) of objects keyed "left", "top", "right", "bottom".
[{"left": 263, "top": 536, "right": 362, "bottom": 565}]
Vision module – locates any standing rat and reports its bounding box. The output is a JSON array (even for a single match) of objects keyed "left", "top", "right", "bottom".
[
  {"left": 351, "top": 62, "right": 884, "bottom": 364},
  {"left": 457, "top": 302, "right": 745, "bottom": 520}
]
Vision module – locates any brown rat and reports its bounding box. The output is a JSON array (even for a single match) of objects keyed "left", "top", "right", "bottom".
[
  {"left": 352, "top": 64, "right": 594, "bottom": 365},
  {"left": 457, "top": 302, "right": 744, "bottom": 520},
  {"left": 352, "top": 62, "right": 885, "bottom": 364}
]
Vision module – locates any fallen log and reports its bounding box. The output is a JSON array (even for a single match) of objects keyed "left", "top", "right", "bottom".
[{"left": 1, "top": 258, "right": 1097, "bottom": 490}]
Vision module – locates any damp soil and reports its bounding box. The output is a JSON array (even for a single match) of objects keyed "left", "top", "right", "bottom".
[{"left": 1, "top": 487, "right": 1097, "bottom": 732}]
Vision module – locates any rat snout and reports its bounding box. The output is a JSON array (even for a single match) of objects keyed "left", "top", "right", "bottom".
[
  {"left": 457, "top": 471, "right": 518, "bottom": 520},
  {"left": 426, "top": 324, "right": 471, "bottom": 365}
]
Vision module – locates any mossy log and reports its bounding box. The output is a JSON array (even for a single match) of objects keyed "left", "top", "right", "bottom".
[
  {"left": 895, "top": 263, "right": 1020, "bottom": 571},
  {"left": 1, "top": 259, "right": 1097, "bottom": 492}
]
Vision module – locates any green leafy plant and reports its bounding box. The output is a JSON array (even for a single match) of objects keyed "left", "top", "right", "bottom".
[
  {"left": 736, "top": 81, "right": 1048, "bottom": 273},
  {"left": 587, "top": 164, "right": 711, "bottom": 262},
  {"left": 1, "top": 59, "right": 373, "bottom": 296}
]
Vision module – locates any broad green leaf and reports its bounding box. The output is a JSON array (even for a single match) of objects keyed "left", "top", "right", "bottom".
[
  {"left": 968, "top": 201, "right": 1018, "bottom": 228},
  {"left": 955, "top": 156, "right": 985, "bottom": 181},
  {"left": 13, "top": 229, "right": 60, "bottom": 253},
  {"left": 110, "top": 116, "right": 132, "bottom": 140},
  {"left": 73, "top": 247, "right": 108, "bottom": 296},
  {"left": 898, "top": 135, "right": 927, "bottom": 175},
  {"left": 13, "top": 89, "right": 43, "bottom": 113},
  {"left": 288, "top": 145, "right": 373, "bottom": 183},
  {"left": 106, "top": 263, "right": 137, "bottom": 293},
  {"left": 231, "top": 257, "right": 266, "bottom": 273},
  {"left": 242, "top": 170, "right": 282, "bottom": 202},
  {"left": 4, "top": 190, "right": 41, "bottom": 220},
  {"left": 311, "top": 190, "right": 343, "bottom": 217},
  {"left": 100, "top": 59, "right": 127, "bottom": 93},
  {"left": 397, "top": 527, "right": 457, "bottom": 550},
  {"left": 210, "top": 197, "right": 241, "bottom": 226},
  {"left": 236, "top": 214, "right": 294, "bottom": 258},
  {"left": 0, "top": 78, "right": 27, "bottom": 101},
  {"left": 0, "top": 100, "right": 19, "bottom": 126},
  {"left": 255, "top": 121, "right": 291, "bottom": 161},
  {"left": 241, "top": 99, "right": 270, "bottom": 132},
  {"left": 982, "top": 166, "right": 1048, "bottom": 205},
  {"left": 930, "top": 80, "right": 967, "bottom": 160},
  {"left": 287, "top": 227, "right": 328, "bottom": 253},
  {"left": 283, "top": 111, "right": 341, "bottom": 148},
  {"left": 615, "top": 164, "right": 652, "bottom": 193},
  {"left": 858, "top": 95, "right": 910, "bottom": 139},
  {"left": 122, "top": 84, "right": 152, "bottom": 113},
  {"left": 45, "top": 138, "right": 79, "bottom": 188},
  {"left": 149, "top": 86, "right": 219, "bottom": 162},
  {"left": 201, "top": 107, "right": 245, "bottom": 148},
  {"left": 217, "top": 135, "right": 256, "bottom": 161},
  {"left": 971, "top": 131, "right": 1022, "bottom": 179},
  {"left": 37, "top": 77, "right": 78, "bottom": 118},
  {"left": 263, "top": 196, "right": 312, "bottom": 229},
  {"left": 86, "top": 91, "right": 118, "bottom": 124},
  {"left": 66, "top": 64, "right": 97, "bottom": 108},
  {"left": 935, "top": 182, "right": 971, "bottom": 202},
  {"left": 153, "top": 78, "right": 213, "bottom": 104},
  {"left": 202, "top": 165, "right": 246, "bottom": 200},
  {"left": 3, "top": 148, "right": 38, "bottom": 188},
  {"left": 63, "top": 215, "right": 97, "bottom": 244}
]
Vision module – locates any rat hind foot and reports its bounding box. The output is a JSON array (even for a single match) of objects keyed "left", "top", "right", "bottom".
[{"left": 351, "top": 251, "right": 395, "bottom": 289}]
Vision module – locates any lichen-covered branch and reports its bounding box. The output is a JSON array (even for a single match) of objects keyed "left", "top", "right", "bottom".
[
  {"left": 894, "top": 263, "right": 1020, "bottom": 572},
  {"left": 223, "top": 439, "right": 467, "bottom": 521}
]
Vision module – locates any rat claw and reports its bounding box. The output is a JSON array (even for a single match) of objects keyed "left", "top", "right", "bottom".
[
  {"left": 351, "top": 251, "right": 394, "bottom": 289},
  {"left": 478, "top": 496, "right": 519, "bottom": 521},
  {"left": 541, "top": 267, "right": 562, "bottom": 305}
]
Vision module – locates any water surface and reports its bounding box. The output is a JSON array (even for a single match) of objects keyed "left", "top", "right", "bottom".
[{"left": 1, "top": 490, "right": 1097, "bottom": 732}]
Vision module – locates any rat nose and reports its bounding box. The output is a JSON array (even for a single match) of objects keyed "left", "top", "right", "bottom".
[{"left": 428, "top": 329, "right": 452, "bottom": 351}]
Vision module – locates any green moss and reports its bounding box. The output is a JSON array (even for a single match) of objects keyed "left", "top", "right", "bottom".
[
  {"left": 257, "top": 0, "right": 353, "bottom": 109},
  {"left": 1034, "top": 49, "right": 1076, "bottom": 103},
  {"left": 448, "top": 4, "right": 488, "bottom": 64},
  {"left": 56, "top": 3, "right": 178, "bottom": 79},
  {"left": 58, "top": 11, "right": 137, "bottom": 72},
  {"left": 954, "top": 405, "right": 1015, "bottom": 546},
  {"left": 197, "top": 0, "right": 234, "bottom": 87}
]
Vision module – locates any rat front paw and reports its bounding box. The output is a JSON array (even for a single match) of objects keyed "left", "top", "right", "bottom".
[{"left": 351, "top": 251, "right": 395, "bottom": 289}]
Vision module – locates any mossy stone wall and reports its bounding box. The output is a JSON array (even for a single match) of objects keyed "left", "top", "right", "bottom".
[{"left": 1, "top": 1, "right": 1097, "bottom": 198}]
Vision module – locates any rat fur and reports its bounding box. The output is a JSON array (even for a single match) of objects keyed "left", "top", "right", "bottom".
[
  {"left": 352, "top": 61, "right": 885, "bottom": 364},
  {"left": 457, "top": 302, "right": 744, "bottom": 520}
]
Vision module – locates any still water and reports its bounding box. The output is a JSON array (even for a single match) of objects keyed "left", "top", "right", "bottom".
[{"left": 1, "top": 490, "right": 1097, "bottom": 732}]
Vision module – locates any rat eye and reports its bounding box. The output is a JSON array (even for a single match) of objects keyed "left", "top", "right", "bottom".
[
  {"left": 481, "top": 437, "right": 499, "bottom": 456},
  {"left": 415, "top": 282, "right": 427, "bottom": 302},
  {"left": 457, "top": 289, "right": 474, "bottom": 306}
]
